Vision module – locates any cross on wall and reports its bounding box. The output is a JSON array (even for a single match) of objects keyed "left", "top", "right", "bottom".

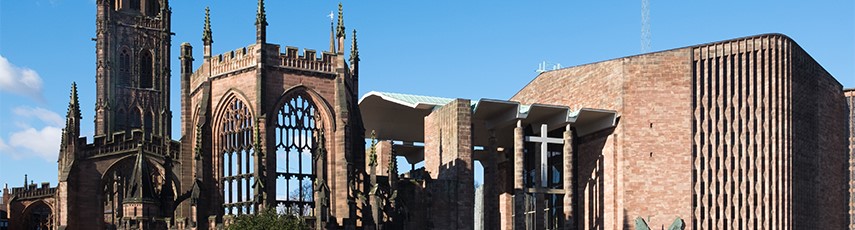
[{"left": 524, "top": 124, "right": 564, "bottom": 188}]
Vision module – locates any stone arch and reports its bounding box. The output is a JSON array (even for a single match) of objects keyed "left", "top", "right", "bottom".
[
  {"left": 271, "top": 85, "right": 335, "bottom": 130},
  {"left": 269, "top": 85, "right": 334, "bottom": 216},
  {"left": 212, "top": 90, "right": 256, "bottom": 215},
  {"left": 98, "top": 153, "right": 171, "bottom": 228},
  {"left": 22, "top": 200, "right": 54, "bottom": 230}
]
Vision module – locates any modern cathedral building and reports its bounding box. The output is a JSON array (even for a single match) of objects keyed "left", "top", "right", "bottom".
[{"left": 1, "top": 1, "right": 849, "bottom": 229}]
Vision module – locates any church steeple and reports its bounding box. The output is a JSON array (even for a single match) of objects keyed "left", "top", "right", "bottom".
[
  {"left": 202, "top": 6, "right": 213, "bottom": 58},
  {"left": 255, "top": 0, "right": 268, "bottom": 44},
  {"left": 67, "top": 82, "right": 81, "bottom": 123},
  {"left": 329, "top": 11, "right": 336, "bottom": 53},
  {"left": 60, "top": 82, "right": 81, "bottom": 165}
]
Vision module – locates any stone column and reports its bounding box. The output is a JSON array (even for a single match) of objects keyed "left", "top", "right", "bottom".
[
  {"left": 513, "top": 120, "right": 524, "bottom": 230},
  {"left": 483, "top": 131, "right": 499, "bottom": 230},
  {"left": 563, "top": 125, "right": 575, "bottom": 229}
]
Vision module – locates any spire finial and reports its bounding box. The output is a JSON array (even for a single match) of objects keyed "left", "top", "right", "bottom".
[
  {"left": 350, "top": 29, "right": 359, "bottom": 62},
  {"left": 336, "top": 3, "right": 345, "bottom": 39},
  {"left": 329, "top": 11, "right": 335, "bottom": 52},
  {"left": 202, "top": 6, "right": 213, "bottom": 45},
  {"left": 256, "top": 0, "right": 268, "bottom": 27},
  {"left": 67, "top": 82, "right": 81, "bottom": 120}
]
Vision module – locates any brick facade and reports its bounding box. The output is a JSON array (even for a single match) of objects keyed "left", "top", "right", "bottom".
[
  {"left": 5, "top": 1, "right": 849, "bottom": 229},
  {"left": 423, "top": 99, "right": 474, "bottom": 229},
  {"left": 846, "top": 89, "right": 855, "bottom": 230},
  {"left": 513, "top": 34, "right": 848, "bottom": 229}
]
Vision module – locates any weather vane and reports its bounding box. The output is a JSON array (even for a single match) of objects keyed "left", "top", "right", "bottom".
[{"left": 327, "top": 11, "right": 334, "bottom": 22}]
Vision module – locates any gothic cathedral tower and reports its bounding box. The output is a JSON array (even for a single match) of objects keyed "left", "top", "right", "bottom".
[
  {"left": 95, "top": 0, "right": 172, "bottom": 138},
  {"left": 55, "top": 1, "right": 183, "bottom": 229}
]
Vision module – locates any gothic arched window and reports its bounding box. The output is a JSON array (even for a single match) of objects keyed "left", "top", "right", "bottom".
[
  {"left": 274, "top": 93, "right": 319, "bottom": 216},
  {"left": 130, "top": 0, "right": 140, "bottom": 10},
  {"left": 139, "top": 50, "right": 153, "bottom": 89},
  {"left": 218, "top": 97, "right": 255, "bottom": 215},
  {"left": 119, "top": 49, "right": 130, "bottom": 73},
  {"left": 129, "top": 108, "right": 142, "bottom": 129},
  {"left": 146, "top": 0, "right": 160, "bottom": 17},
  {"left": 117, "top": 49, "right": 131, "bottom": 86}
]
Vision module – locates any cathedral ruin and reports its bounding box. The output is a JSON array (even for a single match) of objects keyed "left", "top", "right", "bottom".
[{"left": 2, "top": 0, "right": 850, "bottom": 229}]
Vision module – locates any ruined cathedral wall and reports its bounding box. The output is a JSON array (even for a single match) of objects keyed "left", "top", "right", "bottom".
[
  {"left": 261, "top": 58, "right": 341, "bottom": 216},
  {"left": 423, "top": 99, "right": 474, "bottom": 229}
]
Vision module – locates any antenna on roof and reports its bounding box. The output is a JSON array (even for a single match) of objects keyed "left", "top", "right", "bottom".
[
  {"left": 536, "top": 61, "right": 547, "bottom": 73},
  {"left": 536, "top": 61, "right": 562, "bottom": 73},
  {"left": 641, "top": 0, "right": 651, "bottom": 53}
]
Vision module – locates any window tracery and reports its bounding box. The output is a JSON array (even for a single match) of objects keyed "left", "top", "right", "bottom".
[
  {"left": 274, "top": 93, "right": 319, "bottom": 216},
  {"left": 218, "top": 97, "right": 255, "bottom": 215}
]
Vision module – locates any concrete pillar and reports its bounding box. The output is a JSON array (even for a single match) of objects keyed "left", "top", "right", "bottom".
[
  {"left": 513, "top": 120, "right": 524, "bottom": 230},
  {"left": 563, "top": 125, "right": 575, "bottom": 229}
]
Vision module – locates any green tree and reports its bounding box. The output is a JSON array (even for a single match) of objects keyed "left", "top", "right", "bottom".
[{"left": 228, "top": 208, "right": 310, "bottom": 230}]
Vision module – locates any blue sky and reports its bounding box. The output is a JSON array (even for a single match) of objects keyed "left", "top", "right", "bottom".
[{"left": 1, "top": 0, "right": 853, "bottom": 189}]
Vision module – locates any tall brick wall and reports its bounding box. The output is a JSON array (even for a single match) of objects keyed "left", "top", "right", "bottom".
[
  {"left": 623, "top": 48, "right": 694, "bottom": 229},
  {"left": 845, "top": 89, "right": 855, "bottom": 230},
  {"left": 791, "top": 39, "right": 848, "bottom": 229},
  {"left": 512, "top": 34, "right": 847, "bottom": 229},
  {"left": 424, "top": 99, "right": 474, "bottom": 230}
]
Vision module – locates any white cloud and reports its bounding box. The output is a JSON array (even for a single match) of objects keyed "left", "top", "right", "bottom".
[
  {"left": 13, "top": 106, "right": 64, "bottom": 127},
  {"left": 0, "top": 138, "right": 11, "bottom": 153},
  {"left": 1, "top": 107, "right": 63, "bottom": 162},
  {"left": 0, "top": 55, "right": 44, "bottom": 102},
  {"left": 6, "top": 126, "right": 62, "bottom": 161}
]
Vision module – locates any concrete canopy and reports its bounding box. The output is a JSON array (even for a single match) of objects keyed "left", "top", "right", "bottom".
[
  {"left": 358, "top": 91, "right": 455, "bottom": 142},
  {"left": 359, "top": 91, "right": 618, "bottom": 162}
]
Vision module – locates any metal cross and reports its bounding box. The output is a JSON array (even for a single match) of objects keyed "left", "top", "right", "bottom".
[{"left": 524, "top": 124, "right": 563, "bottom": 188}]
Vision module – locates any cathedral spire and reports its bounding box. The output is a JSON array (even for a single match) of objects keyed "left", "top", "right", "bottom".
[
  {"left": 202, "top": 7, "right": 213, "bottom": 46},
  {"left": 350, "top": 29, "right": 359, "bottom": 63},
  {"left": 255, "top": 0, "right": 268, "bottom": 44},
  {"left": 67, "top": 82, "right": 81, "bottom": 121},
  {"left": 336, "top": 3, "right": 345, "bottom": 54},
  {"left": 202, "top": 6, "right": 213, "bottom": 58},
  {"left": 329, "top": 11, "right": 336, "bottom": 53},
  {"left": 336, "top": 3, "right": 345, "bottom": 38},
  {"left": 62, "top": 82, "right": 81, "bottom": 153}
]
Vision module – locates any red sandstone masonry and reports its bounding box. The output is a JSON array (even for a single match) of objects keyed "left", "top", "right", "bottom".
[{"left": 424, "top": 99, "right": 474, "bottom": 230}]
